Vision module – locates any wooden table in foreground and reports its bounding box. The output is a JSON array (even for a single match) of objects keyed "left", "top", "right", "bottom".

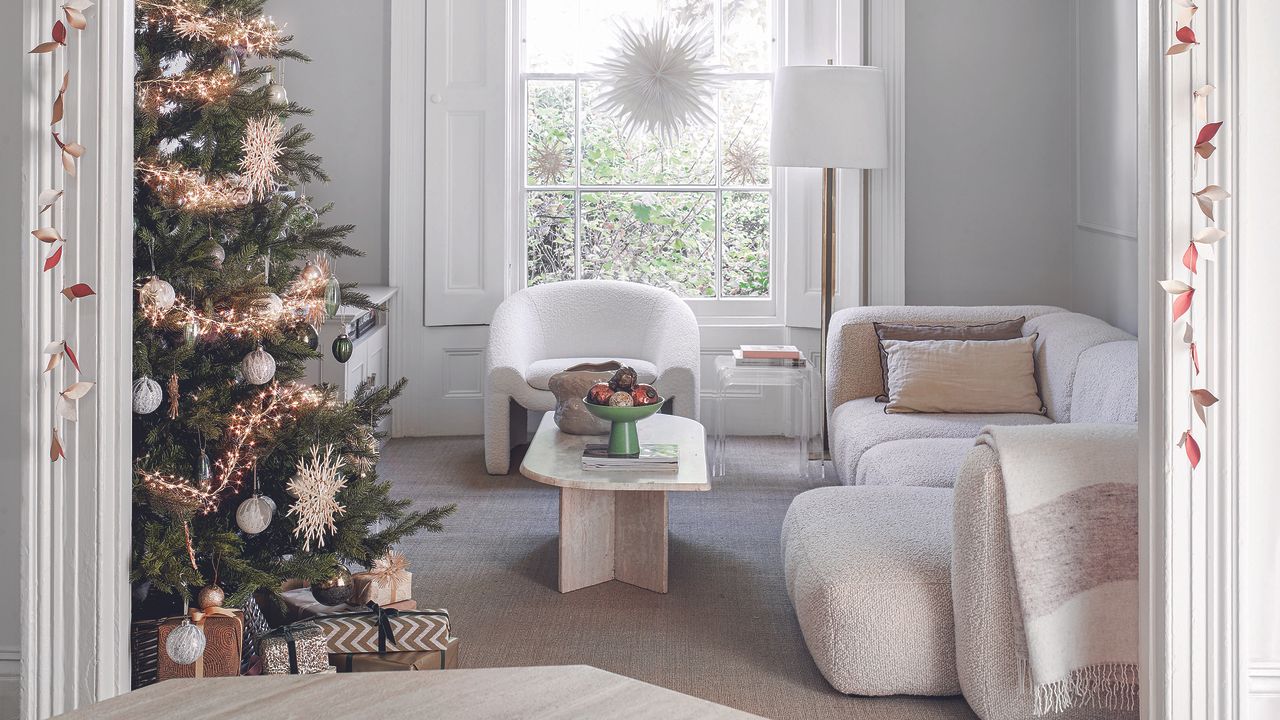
[
  {"left": 56, "top": 666, "right": 762, "bottom": 719},
  {"left": 520, "top": 413, "right": 710, "bottom": 594}
]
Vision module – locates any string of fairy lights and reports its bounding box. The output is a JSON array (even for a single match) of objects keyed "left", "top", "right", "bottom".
[{"left": 136, "top": 0, "right": 283, "bottom": 54}]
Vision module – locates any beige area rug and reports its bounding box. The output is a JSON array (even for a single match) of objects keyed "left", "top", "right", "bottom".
[{"left": 382, "top": 436, "right": 977, "bottom": 720}]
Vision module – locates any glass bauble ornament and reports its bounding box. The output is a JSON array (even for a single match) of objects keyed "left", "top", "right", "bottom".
[
  {"left": 331, "top": 334, "right": 353, "bottom": 363},
  {"left": 310, "top": 566, "right": 354, "bottom": 606},
  {"left": 297, "top": 323, "right": 320, "bottom": 351},
  {"left": 184, "top": 320, "right": 202, "bottom": 345},
  {"left": 140, "top": 276, "right": 176, "bottom": 313},
  {"left": 222, "top": 47, "right": 242, "bottom": 76},
  {"left": 236, "top": 494, "right": 273, "bottom": 535},
  {"left": 323, "top": 276, "right": 342, "bottom": 318},
  {"left": 197, "top": 451, "right": 212, "bottom": 483},
  {"left": 300, "top": 261, "right": 322, "bottom": 282},
  {"left": 164, "top": 620, "right": 206, "bottom": 665},
  {"left": 197, "top": 584, "right": 225, "bottom": 610},
  {"left": 209, "top": 243, "right": 225, "bottom": 268},
  {"left": 266, "top": 79, "right": 289, "bottom": 107},
  {"left": 256, "top": 293, "right": 284, "bottom": 321},
  {"left": 241, "top": 345, "right": 277, "bottom": 385},
  {"left": 132, "top": 376, "right": 163, "bottom": 414}
]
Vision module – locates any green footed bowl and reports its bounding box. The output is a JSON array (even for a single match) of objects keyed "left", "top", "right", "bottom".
[{"left": 582, "top": 397, "right": 665, "bottom": 457}]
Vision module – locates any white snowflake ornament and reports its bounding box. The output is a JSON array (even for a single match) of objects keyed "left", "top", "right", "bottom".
[
  {"left": 286, "top": 444, "right": 348, "bottom": 551},
  {"left": 594, "top": 20, "right": 724, "bottom": 144}
]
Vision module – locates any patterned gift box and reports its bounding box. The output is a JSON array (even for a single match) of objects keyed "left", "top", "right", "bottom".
[
  {"left": 156, "top": 609, "right": 243, "bottom": 680},
  {"left": 329, "top": 636, "right": 460, "bottom": 672},
  {"left": 311, "top": 607, "right": 451, "bottom": 655},
  {"left": 258, "top": 622, "right": 331, "bottom": 675}
]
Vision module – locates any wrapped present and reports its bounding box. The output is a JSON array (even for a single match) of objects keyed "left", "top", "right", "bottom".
[
  {"left": 279, "top": 587, "right": 417, "bottom": 623},
  {"left": 351, "top": 551, "right": 412, "bottom": 606},
  {"left": 311, "top": 603, "right": 451, "bottom": 655},
  {"left": 330, "top": 636, "right": 460, "bottom": 672},
  {"left": 258, "top": 622, "right": 330, "bottom": 675},
  {"left": 157, "top": 608, "right": 243, "bottom": 680}
]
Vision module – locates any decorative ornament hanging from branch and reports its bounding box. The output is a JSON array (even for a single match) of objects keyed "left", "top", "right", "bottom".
[
  {"left": 240, "top": 114, "right": 284, "bottom": 201},
  {"left": 593, "top": 19, "right": 724, "bottom": 144},
  {"left": 286, "top": 444, "right": 348, "bottom": 551}
]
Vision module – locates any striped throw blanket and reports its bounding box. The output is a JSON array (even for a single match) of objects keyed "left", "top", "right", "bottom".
[{"left": 976, "top": 423, "right": 1139, "bottom": 716}]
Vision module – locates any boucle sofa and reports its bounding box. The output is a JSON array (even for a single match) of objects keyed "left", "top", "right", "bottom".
[
  {"left": 484, "top": 280, "right": 700, "bottom": 474},
  {"left": 781, "top": 306, "right": 1137, "bottom": 715}
]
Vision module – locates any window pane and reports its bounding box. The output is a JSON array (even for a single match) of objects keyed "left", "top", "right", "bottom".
[
  {"left": 721, "top": 0, "right": 772, "bottom": 72},
  {"left": 527, "top": 81, "right": 576, "bottom": 186},
  {"left": 579, "top": 0, "right": 662, "bottom": 70},
  {"left": 580, "top": 81, "right": 716, "bottom": 186},
  {"left": 720, "top": 80, "right": 771, "bottom": 187},
  {"left": 581, "top": 192, "right": 716, "bottom": 297},
  {"left": 525, "top": 0, "right": 579, "bottom": 72},
  {"left": 721, "top": 191, "right": 770, "bottom": 297},
  {"left": 527, "top": 191, "right": 576, "bottom": 285}
]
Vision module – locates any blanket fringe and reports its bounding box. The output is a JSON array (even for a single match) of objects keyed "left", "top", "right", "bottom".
[{"left": 1020, "top": 657, "right": 1138, "bottom": 717}]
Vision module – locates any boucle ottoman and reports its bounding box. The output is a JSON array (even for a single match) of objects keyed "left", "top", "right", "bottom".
[{"left": 781, "top": 485, "right": 959, "bottom": 696}]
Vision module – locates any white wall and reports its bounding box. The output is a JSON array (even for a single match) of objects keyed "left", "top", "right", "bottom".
[
  {"left": 903, "top": 0, "right": 1138, "bottom": 334},
  {"left": 0, "top": 3, "right": 24, "bottom": 715},
  {"left": 266, "top": 0, "right": 391, "bottom": 286}
]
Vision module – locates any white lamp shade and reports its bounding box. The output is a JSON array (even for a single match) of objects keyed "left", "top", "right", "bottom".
[{"left": 770, "top": 65, "right": 888, "bottom": 169}]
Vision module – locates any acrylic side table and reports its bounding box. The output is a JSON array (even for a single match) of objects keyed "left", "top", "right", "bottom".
[{"left": 711, "top": 355, "right": 824, "bottom": 480}]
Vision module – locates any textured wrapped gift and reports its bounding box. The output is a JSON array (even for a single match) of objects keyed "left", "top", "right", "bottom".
[
  {"left": 156, "top": 608, "right": 243, "bottom": 680},
  {"left": 311, "top": 603, "right": 451, "bottom": 655},
  {"left": 279, "top": 587, "right": 417, "bottom": 623},
  {"left": 351, "top": 551, "right": 413, "bottom": 606},
  {"left": 258, "top": 622, "right": 330, "bottom": 675},
  {"left": 329, "top": 636, "right": 460, "bottom": 672}
]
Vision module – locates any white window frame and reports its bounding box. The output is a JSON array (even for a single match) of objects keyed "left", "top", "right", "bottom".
[{"left": 511, "top": 0, "right": 787, "bottom": 323}]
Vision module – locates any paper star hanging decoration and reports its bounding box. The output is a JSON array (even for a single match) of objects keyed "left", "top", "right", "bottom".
[
  {"left": 594, "top": 19, "right": 724, "bottom": 143},
  {"left": 286, "top": 444, "right": 348, "bottom": 551}
]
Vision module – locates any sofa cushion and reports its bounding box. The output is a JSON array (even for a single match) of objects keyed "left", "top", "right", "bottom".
[
  {"left": 1070, "top": 341, "right": 1138, "bottom": 424},
  {"left": 872, "top": 317, "right": 1026, "bottom": 399},
  {"left": 782, "top": 485, "right": 959, "bottom": 696},
  {"left": 855, "top": 438, "right": 974, "bottom": 488},
  {"left": 830, "top": 398, "right": 1052, "bottom": 485},
  {"left": 1023, "top": 313, "right": 1135, "bottom": 422},
  {"left": 525, "top": 358, "right": 657, "bottom": 391},
  {"left": 882, "top": 336, "right": 1044, "bottom": 415}
]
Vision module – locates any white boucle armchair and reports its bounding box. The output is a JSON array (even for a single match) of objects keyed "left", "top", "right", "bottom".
[{"left": 484, "top": 280, "right": 700, "bottom": 474}]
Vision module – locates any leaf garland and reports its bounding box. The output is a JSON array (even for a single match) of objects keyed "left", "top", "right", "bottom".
[
  {"left": 1163, "top": 2, "right": 1222, "bottom": 472},
  {"left": 28, "top": 2, "right": 96, "bottom": 462}
]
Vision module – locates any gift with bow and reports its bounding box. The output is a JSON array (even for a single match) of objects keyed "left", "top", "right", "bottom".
[
  {"left": 258, "top": 621, "right": 330, "bottom": 675},
  {"left": 157, "top": 606, "right": 243, "bottom": 680},
  {"left": 351, "top": 550, "right": 413, "bottom": 606},
  {"left": 309, "top": 602, "right": 451, "bottom": 656}
]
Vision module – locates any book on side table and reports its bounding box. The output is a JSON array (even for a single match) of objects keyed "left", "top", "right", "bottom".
[
  {"left": 733, "top": 347, "right": 807, "bottom": 367},
  {"left": 582, "top": 443, "right": 679, "bottom": 472}
]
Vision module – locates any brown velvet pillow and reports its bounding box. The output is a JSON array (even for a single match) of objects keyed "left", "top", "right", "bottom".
[{"left": 872, "top": 317, "right": 1027, "bottom": 401}]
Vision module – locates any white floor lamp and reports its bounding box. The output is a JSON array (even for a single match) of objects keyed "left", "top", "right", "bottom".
[{"left": 770, "top": 64, "right": 888, "bottom": 444}]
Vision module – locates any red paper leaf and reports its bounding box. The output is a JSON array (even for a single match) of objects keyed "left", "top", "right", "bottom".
[
  {"left": 1182, "top": 242, "right": 1198, "bottom": 273},
  {"left": 52, "top": 21, "right": 67, "bottom": 45},
  {"left": 1176, "top": 25, "right": 1197, "bottom": 44},
  {"left": 64, "top": 342, "right": 79, "bottom": 373},
  {"left": 61, "top": 282, "right": 95, "bottom": 300},
  {"left": 1190, "top": 342, "right": 1200, "bottom": 375},
  {"left": 1196, "top": 121, "right": 1223, "bottom": 146},
  {"left": 1172, "top": 289, "right": 1194, "bottom": 322},
  {"left": 1180, "top": 431, "right": 1201, "bottom": 469},
  {"left": 43, "top": 246, "right": 63, "bottom": 272}
]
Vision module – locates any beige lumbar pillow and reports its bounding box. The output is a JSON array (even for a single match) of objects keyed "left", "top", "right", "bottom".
[{"left": 880, "top": 336, "right": 1044, "bottom": 414}]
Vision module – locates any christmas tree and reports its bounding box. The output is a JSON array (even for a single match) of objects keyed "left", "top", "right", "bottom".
[{"left": 131, "top": 0, "right": 453, "bottom": 610}]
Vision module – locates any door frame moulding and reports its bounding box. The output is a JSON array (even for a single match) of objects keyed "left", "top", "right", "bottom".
[{"left": 18, "top": 0, "right": 134, "bottom": 717}]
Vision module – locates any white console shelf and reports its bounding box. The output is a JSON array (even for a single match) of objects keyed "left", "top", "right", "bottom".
[{"left": 304, "top": 285, "right": 398, "bottom": 432}]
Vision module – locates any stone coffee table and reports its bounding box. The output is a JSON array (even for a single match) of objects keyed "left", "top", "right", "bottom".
[{"left": 520, "top": 413, "right": 709, "bottom": 593}]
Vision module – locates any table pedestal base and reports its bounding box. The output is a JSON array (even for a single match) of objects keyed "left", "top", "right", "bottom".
[{"left": 558, "top": 488, "right": 668, "bottom": 593}]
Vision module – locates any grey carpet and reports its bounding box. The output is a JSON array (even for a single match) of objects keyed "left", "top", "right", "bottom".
[{"left": 382, "top": 436, "right": 977, "bottom": 720}]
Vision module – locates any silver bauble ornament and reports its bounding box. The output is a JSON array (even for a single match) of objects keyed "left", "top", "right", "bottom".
[
  {"left": 164, "top": 620, "right": 206, "bottom": 665},
  {"left": 132, "top": 376, "right": 163, "bottom": 414},
  {"left": 241, "top": 345, "right": 277, "bottom": 385},
  {"left": 236, "top": 494, "right": 274, "bottom": 535},
  {"left": 184, "top": 320, "right": 202, "bottom": 345},
  {"left": 311, "top": 566, "right": 354, "bottom": 606},
  {"left": 223, "top": 47, "right": 242, "bottom": 76},
  {"left": 257, "top": 293, "right": 284, "bottom": 321},
  {"left": 140, "top": 276, "right": 176, "bottom": 313},
  {"left": 197, "top": 452, "right": 212, "bottom": 483},
  {"left": 209, "top": 243, "right": 225, "bottom": 268},
  {"left": 266, "top": 80, "right": 289, "bottom": 106}
]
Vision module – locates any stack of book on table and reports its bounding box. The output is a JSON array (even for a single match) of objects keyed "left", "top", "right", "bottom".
[
  {"left": 581, "top": 444, "right": 679, "bottom": 472},
  {"left": 733, "top": 344, "right": 807, "bottom": 367}
]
